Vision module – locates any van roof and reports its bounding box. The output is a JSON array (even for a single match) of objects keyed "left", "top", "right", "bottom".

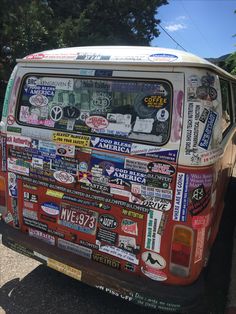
[{"left": 19, "top": 46, "right": 235, "bottom": 80}]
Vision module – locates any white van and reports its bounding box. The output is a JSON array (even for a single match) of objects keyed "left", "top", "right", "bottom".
[{"left": 1, "top": 46, "right": 236, "bottom": 313}]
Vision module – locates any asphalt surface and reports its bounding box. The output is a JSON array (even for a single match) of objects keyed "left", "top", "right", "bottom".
[{"left": 0, "top": 179, "right": 236, "bottom": 314}]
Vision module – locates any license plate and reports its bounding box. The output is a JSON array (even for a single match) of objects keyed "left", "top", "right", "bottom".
[{"left": 59, "top": 203, "right": 98, "bottom": 235}]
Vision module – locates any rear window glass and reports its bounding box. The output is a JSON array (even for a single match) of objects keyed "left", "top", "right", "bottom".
[{"left": 17, "top": 75, "right": 172, "bottom": 144}]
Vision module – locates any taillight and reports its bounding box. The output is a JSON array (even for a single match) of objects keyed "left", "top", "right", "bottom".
[
  {"left": 0, "top": 176, "right": 6, "bottom": 211},
  {"left": 170, "top": 225, "right": 193, "bottom": 277}
]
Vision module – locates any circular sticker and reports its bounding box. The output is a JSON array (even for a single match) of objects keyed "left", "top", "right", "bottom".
[
  {"left": 156, "top": 109, "right": 169, "bottom": 122},
  {"left": 7, "top": 115, "right": 15, "bottom": 125},
  {"left": 50, "top": 106, "right": 63, "bottom": 121},
  {"left": 142, "top": 251, "right": 166, "bottom": 270}
]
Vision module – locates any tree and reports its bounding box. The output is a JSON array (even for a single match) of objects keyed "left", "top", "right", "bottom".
[
  {"left": 225, "top": 53, "right": 236, "bottom": 75},
  {"left": 0, "top": 0, "right": 57, "bottom": 59},
  {"left": 49, "top": 0, "right": 168, "bottom": 46}
]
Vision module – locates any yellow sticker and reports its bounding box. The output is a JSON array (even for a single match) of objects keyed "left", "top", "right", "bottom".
[
  {"left": 47, "top": 258, "right": 82, "bottom": 281},
  {"left": 53, "top": 132, "right": 90, "bottom": 147},
  {"left": 46, "top": 189, "right": 64, "bottom": 199}
]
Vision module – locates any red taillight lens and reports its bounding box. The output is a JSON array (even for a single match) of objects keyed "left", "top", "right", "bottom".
[
  {"left": 170, "top": 226, "right": 193, "bottom": 277},
  {"left": 0, "top": 176, "right": 6, "bottom": 208}
]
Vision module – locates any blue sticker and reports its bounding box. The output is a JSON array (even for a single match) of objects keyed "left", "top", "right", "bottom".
[
  {"left": 199, "top": 110, "right": 217, "bottom": 150},
  {"left": 24, "top": 85, "right": 56, "bottom": 97},
  {"left": 91, "top": 152, "right": 145, "bottom": 184},
  {"left": 91, "top": 136, "right": 132, "bottom": 154},
  {"left": 41, "top": 202, "right": 60, "bottom": 216},
  {"left": 149, "top": 53, "right": 178, "bottom": 62}
]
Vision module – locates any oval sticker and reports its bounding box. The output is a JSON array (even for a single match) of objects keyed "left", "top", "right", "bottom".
[
  {"left": 99, "top": 214, "right": 118, "bottom": 229},
  {"left": 85, "top": 116, "right": 108, "bottom": 130},
  {"left": 147, "top": 162, "right": 175, "bottom": 176},
  {"left": 41, "top": 202, "right": 60, "bottom": 216},
  {"left": 53, "top": 171, "right": 74, "bottom": 184},
  {"left": 29, "top": 94, "right": 48, "bottom": 107}
]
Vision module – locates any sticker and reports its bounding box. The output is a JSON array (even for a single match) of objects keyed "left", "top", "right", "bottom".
[
  {"left": 118, "top": 235, "right": 139, "bottom": 254},
  {"left": 92, "top": 253, "right": 120, "bottom": 269},
  {"left": 53, "top": 133, "right": 90, "bottom": 147},
  {"left": 122, "top": 209, "right": 144, "bottom": 219},
  {"left": 99, "top": 214, "right": 118, "bottom": 229},
  {"left": 97, "top": 228, "right": 117, "bottom": 245},
  {"left": 145, "top": 210, "right": 162, "bottom": 252},
  {"left": 8, "top": 172, "right": 17, "bottom": 197},
  {"left": 36, "top": 77, "right": 74, "bottom": 91},
  {"left": 156, "top": 108, "right": 169, "bottom": 122},
  {"left": 98, "top": 244, "right": 139, "bottom": 265},
  {"left": 47, "top": 258, "right": 82, "bottom": 280},
  {"left": 78, "top": 161, "right": 88, "bottom": 172},
  {"left": 131, "top": 184, "right": 173, "bottom": 201},
  {"left": 141, "top": 252, "right": 167, "bottom": 281},
  {"left": 90, "top": 136, "right": 131, "bottom": 153},
  {"left": 46, "top": 189, "right": 64, "bottom": 198},
  {"left": 121, "top": 219, "right": 138, "bottom": 236},
  {"left": 59, "top": 203, "right": 98, "bottom": 235},
  {"left": 133, "top": 117, "right": 154, "bottom": 133},
  {"left": 7, "top": 158, "right": 30, "bottom": 175},
  {"left": 189, "top": 188, "right": 211, "bottom": 216},
  {"left": 28, "top": 228, "right": 55, "bottom": 245},
  {"left": 79, "top": 240, "right": 99, "bottom": 250},
  {"left": 142, "top": 251, "right": 166, "bottom": 269},
  {"left": 7, "top": 115, "right": 15, "bottom": 125},
  {"left": 29, "top": 94, "right": 48, "bottom": 107},
  {"left": 23, "top": 208, "right": 38, "bottom": 220},
  {"left": 53, "top": 171, "right": 74, "bottom": 184},
  {"left": 149, "top": 53, "right": 178, "bottom": 62},
  {"left": 141, "top": 267, "right": 167, "bottom": 281},
  {"left": 146, "top": 172, "right": 172, "bottom": 189},
  {"left": 63, "top": 106, "right": 80, "bottom": 119},
  {"left": 3, "top": 212, "right": 14, "bottom": 224},
  {"left": 173, "top": 173, "right": 189, "bottom": 221},
  {"left": 7, "top": 126, "right": 22, "bottom": 133},
  {"left": 199, "top": 110, "right": 217, "bottom": 150},
  {"left": 23, "top": 218, "right": 48, "bottom": 231},
  {"left": 41, "top": 202, "right": 60, "bottom": 216},
  {"left": 124, "top": 158, "right": 148, "bottom": 173},
  {"left": 56, "top": 144, "right": 75, "bottom": 157},
  {"left": 23, "top": 192, "right": 38, "bottom": 203},
  {"left": 147, "top": 162, "right": 175, "bottom": 176},
  {"left": 194, "top": 228, "right": 205, "bottom": 263},
  {"left": 50, "top": 106, "right": 63, "bottom": 121},
  {"left": 85, "top": 116, "right": 108, "bottom": 130},
  {"left": 50, "top": 157, "right": 78, "bottom": 175},
  {"left": 192, "top": 214, "right": 211, "bottom": 229},
  {"left": 143, "top": 95, "right": 167, "bottom": 109},
  {"left": 58, "top": 238, "right": 92, "bottom": 259},
  {"left": 7, "top": 135, "right": 31, "bottom": 147},
  {"left": 142, "top": 197, "right": 171, "bottom": 211}
]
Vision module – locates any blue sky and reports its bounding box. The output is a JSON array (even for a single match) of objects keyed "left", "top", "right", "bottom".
[{"left": 152, "top": 0, "right": 236, "bottom": 58}]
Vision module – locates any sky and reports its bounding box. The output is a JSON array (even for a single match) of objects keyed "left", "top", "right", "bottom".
[{"left": 152, "top": 0, "right": 236, "bottom": 58}]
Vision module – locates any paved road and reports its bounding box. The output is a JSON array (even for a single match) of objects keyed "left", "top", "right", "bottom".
[{"left": 1, "top": 178, "right": 236, "bottom": 314}]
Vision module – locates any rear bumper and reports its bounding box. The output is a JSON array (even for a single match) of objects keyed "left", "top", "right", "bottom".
[{"left": 0, "top": 220, "right": 205, "bottom": 313}]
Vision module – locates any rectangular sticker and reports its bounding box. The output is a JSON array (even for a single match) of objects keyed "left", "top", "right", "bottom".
[
  {"left": 47, "top": 258, "right": 82, "bottom": 280},
  {"left": 173, "top": 173, "right": 189, "bottom": 222}
]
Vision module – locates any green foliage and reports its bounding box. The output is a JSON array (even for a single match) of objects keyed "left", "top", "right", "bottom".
[
  {"left": 225, "top": 52, "right": 236, "bottom": 75},
  {"left": 0, "top": 0, "right": 168, "bottom": 58}
]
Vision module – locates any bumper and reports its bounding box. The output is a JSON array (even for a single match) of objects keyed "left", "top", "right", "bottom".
[{"left": 0, "top": 220, "right": 205, "bottom": 313}]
